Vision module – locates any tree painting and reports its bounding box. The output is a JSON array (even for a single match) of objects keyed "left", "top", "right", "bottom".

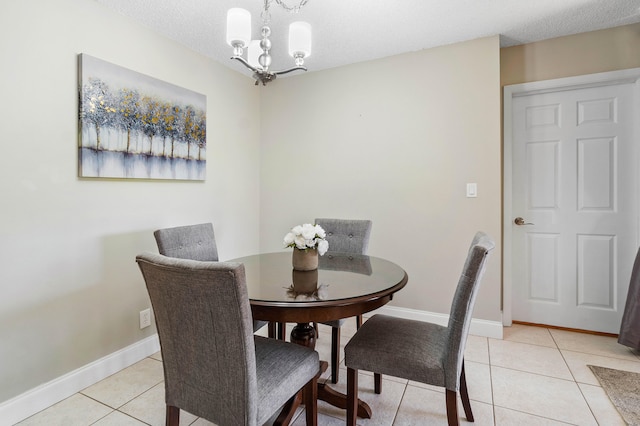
[{"left": 78, "top": 54, "right": 206, "bottom": 180}]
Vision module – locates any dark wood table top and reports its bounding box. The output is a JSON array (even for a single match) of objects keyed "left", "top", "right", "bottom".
[{"left": 228, "top": 251, "right": 408, "bottom": 323}]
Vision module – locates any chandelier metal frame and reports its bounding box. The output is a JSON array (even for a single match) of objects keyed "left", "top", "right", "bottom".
[{"left": 228, "top": 0, "right": 311, "bottom": 86}]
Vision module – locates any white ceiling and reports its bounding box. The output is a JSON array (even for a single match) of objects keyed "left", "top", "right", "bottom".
[{"left": 96, "top": 0, "right": 640, "bottom": 78}]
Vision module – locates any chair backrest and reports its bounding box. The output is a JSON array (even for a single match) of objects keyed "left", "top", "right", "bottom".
[
  {"left": 153, "top": 223, "right": 218, "bottom": 261},
  {"left": 444, "top": 232, "right": 495, "bottom": 390},
  {"left": 315, "top": 218, "right": 372, "bottom": 254},
  {"left": 136, "top": 252, "right": 258, "bottom": 425}
]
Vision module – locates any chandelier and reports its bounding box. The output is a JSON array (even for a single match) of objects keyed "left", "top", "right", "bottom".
[{"left": 226, "top": 0, "right": 312, "bottom": 86}]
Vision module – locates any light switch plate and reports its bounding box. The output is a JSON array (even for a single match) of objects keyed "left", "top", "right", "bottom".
[{"left": 466, "top": 183, "right": 477, "bottom": 198}]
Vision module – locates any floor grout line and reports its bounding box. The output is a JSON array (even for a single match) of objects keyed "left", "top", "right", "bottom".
[{"left": 16, "top": 325, "right": 632, "bottom": 426}]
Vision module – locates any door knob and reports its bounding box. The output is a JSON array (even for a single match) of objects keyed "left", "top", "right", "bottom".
[{"left": 514, "top": 217, "right": 534, "bottom": 226}]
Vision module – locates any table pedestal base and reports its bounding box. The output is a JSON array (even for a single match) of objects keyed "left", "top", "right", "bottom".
[{"left": 274, "top": 323, "right": 372, "bottom": 425}]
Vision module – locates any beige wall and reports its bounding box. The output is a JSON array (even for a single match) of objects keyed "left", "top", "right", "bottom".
[
  {"left": 0, "top": 0, "right": 261, "bottom": 403},
  {"left": 501, "top": 22, "right": 640, "bottom": 86},
  {"left": 259, "top": 36, "right": 503, "bottom": 322}
]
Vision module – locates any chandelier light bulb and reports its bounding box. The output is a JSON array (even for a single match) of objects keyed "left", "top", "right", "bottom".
[
  {"left": 288, "top": 21, "right": 312, "bottom": 59},
  {"left": 226, "top": 8, "right": 251, "bottom": 53}
]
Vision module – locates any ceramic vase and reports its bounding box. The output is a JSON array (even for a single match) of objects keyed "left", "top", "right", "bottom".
[{"left": 292, "top": 248, "right": 319, "bottom": 271}]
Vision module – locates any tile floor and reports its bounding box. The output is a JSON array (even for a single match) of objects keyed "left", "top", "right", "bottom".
[{"left": 16, "top": 321, "right": 640, "bottom": 426}]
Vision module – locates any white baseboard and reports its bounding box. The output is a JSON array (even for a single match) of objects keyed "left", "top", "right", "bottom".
[
  {"left": 0, "top": 334, "right": 160, "bottom": 426},
  {"left": 373, "top": 305, "right": 504, "bottom": 339}
]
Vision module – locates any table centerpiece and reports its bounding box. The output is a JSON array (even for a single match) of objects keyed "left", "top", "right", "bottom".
[{"left": 284, "top": 223, "right": 329, "bottom": 271}]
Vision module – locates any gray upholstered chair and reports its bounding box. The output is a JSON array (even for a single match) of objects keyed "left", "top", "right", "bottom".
[
  {"left": 153, "top": 223, "right": 268, "bottom": 333},
  {"left": 344, "top": 232, "right": 494, "bottom": 426},
  {"left": 315, "top": 218, "right": 372, "bottom": 384},
  {"left": 153, "top": 223, "right": 219, "bottom": 262},
  {"left": 136, "top": 253, "right": 319, "bottom": 426}
]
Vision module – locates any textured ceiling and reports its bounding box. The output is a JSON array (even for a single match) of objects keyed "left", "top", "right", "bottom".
[{"left": 96, "top": 0, "right": 640, "bottom": 78}]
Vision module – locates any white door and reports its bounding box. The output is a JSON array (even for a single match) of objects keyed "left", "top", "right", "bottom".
[{"left": 508, "top": 78, "right": 638, "bottom": 333}]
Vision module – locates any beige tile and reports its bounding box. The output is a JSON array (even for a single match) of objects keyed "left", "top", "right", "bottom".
[
  {"left": 92, "top": 410, "right": 148, "bottom": 425},
  {"left": 338, "top": 316, "right": 360, "bottom": 339},
  {"left": 465, "top": 334, "right": 489, "bottom": 364},
  {"left": 550, "top": 329, "right": 638, "bottom": 361},
  {"left": 464, "top": 361, "right": 492, "bottom": 405},
  {"left": 578, "top": 383, "right": 626, "bottom": 426},
  {"left": 254, "top": 327, "right": 269, "bottom": 338},
  {"left": 17, "top": 393, "right": 112, "bottom": 426},
  {"left": 406, "top": 379, "right": 442, "bottom": 393},
  {"left": 489, "top": 339, "right": 573, "bottom": 380},
  {"left": 291, "top": 411, "right": 344, "bottom": 426},
  {"left": 502, "top": 324, "right": 557, "bottom": 348},
  {"left": 314, "top": 328, "right": 336, "bottom": 364},
  {"left": 81, "top": 357, "right": 164, "bottom": 408},
  {"left": 494, "top": 406, "right": 571, "bottom": 425},
  {"left": 261, "top": 404, "right": 305, "bottom": 426},
  {"left": 149, "top": 351, "right": 162, "bottom": 361},
  {"left": 394, "top": 385, "right": 494, "bottom": 425},
  {"left": 407, "top": 361, "right": 492, "bottom": 405},
  {"left": 344, "top": 366, "right": 408, "bottom": 387},
  {"left": 317, "top": 371, "right": 406, "bottom": 425},
  {"left": 561, "top": 349, "right": 640, "bottom": 386},
  {"left": 118, "top": 382, "right": 198, "bottom": 426},
  {"left": 491, "top": 366, "right": 597, "bottom": 425}
]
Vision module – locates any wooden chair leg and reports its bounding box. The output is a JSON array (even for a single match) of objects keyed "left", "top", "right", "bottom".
[
  {"left": 356, "top": 315, "right": 363, "bottom": 329},
  {"left": 459, "top": 362, "right": 474, "bottom": 422},
  {"left": 303, "top": 376, "right": 318, "bottom": 426},
  {"left": 346, "top": 368, "right": 358, "bottom": 426},
  {"left": 268, "top": 322, "right": 276, "bottom": 338},
  {"left": 374, "top": 373, "right": 382, "bottom": 394},
  {"left": 445, "top": 390, "right": 459, "bottom": 426},
  {"left": 331, "top": 326, "right": 340, "bottom": 383},
  {"left": 166, "top": 405, "right": 180, "bottom": 426},
  {"left": 278, "top": 322, "right": 286, "bottom": 340}
]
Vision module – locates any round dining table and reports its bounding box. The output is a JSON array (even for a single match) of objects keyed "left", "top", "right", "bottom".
[{"left": 227, "top": 251, "right": 408, "bottom": 424}]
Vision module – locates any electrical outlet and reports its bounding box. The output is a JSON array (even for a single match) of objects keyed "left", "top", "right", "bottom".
[{"left": 139, "top": 308, "right": 151, "bottom": 329}]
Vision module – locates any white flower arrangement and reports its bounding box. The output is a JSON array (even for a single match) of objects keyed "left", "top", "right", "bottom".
[{"left": 284, "top": 223, "right": 329, "bottom": 256}]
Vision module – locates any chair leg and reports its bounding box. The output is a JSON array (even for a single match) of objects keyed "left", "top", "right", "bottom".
[
  {"left": 166, "top": 405, "right": 180, "bottom": 426},
  {"left": 356, "top": 314, "right": 363, "bottom": 329},
  {"left": 459, "top": 362, "right": 474, "bottom": 422},
  {"left": 330, "top": 326, "right": 340, "bottom": 383},
  {"left": 445, "top": 390, "right": 459, "bottom": 426},
  {"left": 374, "top": 373, "right": 382, "bottom": 394},
  {"left": 268, "top": 322, "right": 276, "bottom": 338},
  {"left": 278, "top": 322, "right": 286, "bottom": 340},
  {"left": 346, "top": 368, "right": 358, "bottom": 426},
  {"left": 303, "top": 376, "right": 318, "bottom": 426}
]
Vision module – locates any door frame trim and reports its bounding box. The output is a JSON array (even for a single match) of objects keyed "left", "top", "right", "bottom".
[{"left": 503, "top": 67, "right": 640, "bottom": 326}]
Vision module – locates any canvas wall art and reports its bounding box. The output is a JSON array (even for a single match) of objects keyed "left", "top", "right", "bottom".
[{"left": 78, "top": 54, "right": 206, "bottom": 180}]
